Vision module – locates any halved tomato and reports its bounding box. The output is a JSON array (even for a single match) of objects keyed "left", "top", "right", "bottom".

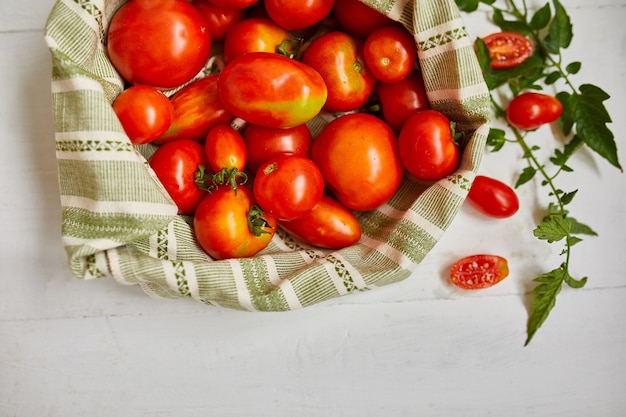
[
  {"left": 482, "top": 31, "right": 532, "bottom": 69},
  {"left": 450, "top": 254, "right": 509, "bottom": 290}
]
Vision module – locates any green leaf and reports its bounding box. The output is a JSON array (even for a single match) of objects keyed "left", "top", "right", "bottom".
[
  {"left": 560, "top": 190, "right": 577, "bottom": 205},
  {"left": 487, "top": 128, "right": 507, "bottom": 151},
  {"left": 566, "top": 61, "right": 582, "bottom": 74},
  {"left": 454, "top": 0, "right": 480, "bottom": 12},
  {"left": 566, "top": 235, "right": 583, "bottom": 247},
  {"left": 515, "top": 166, "right": 536, "bottom": 187},
  {"left": 567, "top": 217, "right": 598, "bottom": 236},
  {"left": 525, "top": 267, "right": 565, "bottom": 345},
  {"left": 564, "top": 272, "right": 588, "bottom": 289},
  {"left": 533, "top": 215, "right": 569, "bottom": 243},
  {"left": 530, "top": 3, "right": 552, "bottom": 30},
  {"left": 544, "top": 70, "right": 562, "bottom": 85},
  {"left": 543, "top": 0, "right": 573, "bottom": 54},
  {"left": 556, "top": 91, "right": 574, "bottom": 135}
]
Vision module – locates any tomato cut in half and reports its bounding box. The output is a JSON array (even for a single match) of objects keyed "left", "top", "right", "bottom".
[
  {"left": 482, "top": 31, "right": 532, "bottom": 69},
  {"left": 450, "top": 254, "right": 509, "bottom": 290}
]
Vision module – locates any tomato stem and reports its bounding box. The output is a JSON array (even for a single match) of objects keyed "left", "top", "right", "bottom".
[{"left": 247, "top": 205, "right": 273, "bottom": 237}]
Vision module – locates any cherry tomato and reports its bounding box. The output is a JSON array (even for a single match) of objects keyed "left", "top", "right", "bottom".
[
  {"left": 482, "top": 31, "right": 532, "bottom": 69},
  {"left": 505, "top": 92, "right": 563, "bottom": 130},
  {"left": 398, "top": 110, "right": 459, "bottom": 181},
  {"left": 149, "top": 139, "right": 209, "bottom": 215},
  {"left": 467, "top": 175, "right": 519, "bottom": 218},
  {"left": 375, "top": 69, "right": 430, "bottom": 132},
  {"left": 205, "top": 124, "right": 247, "bottom": 172},
  {"left": 107, "top": 0, "right": 212, "bottom": 89},
  {"left": 450, "top": 254, "right": 509, "bottom": 290},
  {"left": 264, "top": 0, "right": 335, "bottom": 31},
  {"left": 194, "top": 184, "right": 276, "bottom": 260},
  {"left": 253, "top": 154, "right": 325, "bottom": 221},
  {"left": 223, "top": 17, "right": 292, "bottom": 63},
  {"left": 364, "top": 25, "right": 417, "bottom": 83},
  {"left": 218, "top": 52, "right": 328, "bottom": 129},
  {"left": 302, "top": 31, "right": 376, "bottom": 113},
  {"left": 206, "top": 0, "right": 258, "bottom": 9},
  {"left": 243, "top": 123, "right": 312, "bottom": 173},
  {"left": 279, "top": 194, "right": 361, "bottom": 249},
  {"left": 192, "top": 0, "right": 245, "bottom": 42},
  {"left": 333, "top": 0, "right": 395, "bottom": 39},
  {"left": 310, "top": 113, "right": 403, "bottom": 211},
  {"left": 112, "top": 85, "right": 173, "bottom": 145}
]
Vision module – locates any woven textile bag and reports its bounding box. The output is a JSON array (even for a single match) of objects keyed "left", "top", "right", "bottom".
[{"left": 44, "top": 0, "right": 491, "bottom": 311}]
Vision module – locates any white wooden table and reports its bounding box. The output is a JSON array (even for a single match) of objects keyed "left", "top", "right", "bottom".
[{"left": 2, "top": 1, "right": 625, "bottom": 416}]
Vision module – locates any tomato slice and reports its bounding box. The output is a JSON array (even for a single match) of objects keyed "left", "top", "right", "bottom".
[
  {"left": 450, "top": 254, "right": 509, "bottom": 289},
  {"left": 482, "top": 31, "right": 532, "bottom": 69}
]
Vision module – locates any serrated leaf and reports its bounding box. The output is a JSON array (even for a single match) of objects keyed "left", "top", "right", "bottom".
[
  {"left": 564, "top": 273, "right": 588, "bottom": 289},
  {"left": 566, "top": 217, "right": 598, "bottom": 236},
  {"left": 556, "top": 91, "right": 574, "bottom": 135},
  {"left": 544, "top": 0, "right": 573, "bottom": 54},
  {"left": 566, "top": 235, "right": 583, "bottom": 247},
  {"left": 530, "top": 3, "right": 552, "bottom": 30},
  {"left": 525, "top": 267, "right": 565, "bottom": 345},
  {"left": 566, "top": 61, "right": 581, "bottom": 74},
  {"left": 533, "top": 215, "right": 569, "bottom": 242},
  {"left": 515, "top": 166, "right": 536, "bottom": 187},
  {"left": 544, "top": 70, "right": 562, "bottom": 85},
  {"left": 560, "top": 189, "right": 577, "bottom": 205},
  {"left": 487, "top": 128, "right": 507, "bottom": 151}
]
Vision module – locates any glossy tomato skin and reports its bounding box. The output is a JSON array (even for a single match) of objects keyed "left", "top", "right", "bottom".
[
  {"left": 204, "top": 124, "right": 247, "bottom": 172},
  {"left": 206, "top": 0, "right": 258, "bottom": 9},
  {"left": 223, "top": 17, "right": 291, "bottom": 63},
  {"left": 243, "top": 123, "right": 312, "bottom": 173},
  {"left": 149, "top": 139, "right": 209, "bottom": 215},
  {"left": 506, "top": 92, "right": 563, "bottom": 130},
  {"left": 264, "top": 0, "right": 335, "bottom": 31},
  {"left": 112, "top": 85, "right": 173, "bottom": 144},
  {"left": 194, "top": 184, "right": 277, "bottom": 260},
  {"left": 107, "top": 0, "right": 211, "bottom": 89},
  {"left": 279, "top": 194, "right": 362, "bottom": 249},
  {"left": 376, "top": 69, "right": 430, "bottom": 132},
  {"left": 398, "top": 110, "right": 459, "bottom": 181},
  {"left": 364, "top": 25, "right": 417, "bottom": 83},
  {"left": 302, "top": 31, "right": 376, "bottom": 113},
  {"left": 450, "top": 254, "right": 509, "bottom": 289},
  {"left": 310, "top": 113, "right": 403, "bottom": 211},
  {"left": 467, "top": 175, "right": 519, "bottom": 218},
  {"left": 218, "top": 52, "right": 327, "bottom": 129},
  {"left": 483, "top": 31, "right": 532, "bottom": 69},
  {"left": 253, "top": 154, "right": 325, "bottom": 221},
  {"left": 333, "top": 0, "right": 395, "bottom": 39},
  {"left": 192, "top": 0, "right": 245, "bottom": 42}
]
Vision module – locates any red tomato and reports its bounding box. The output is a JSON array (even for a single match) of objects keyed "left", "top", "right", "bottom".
[
  {"left": 467, "top": 175, "right": 519, "bottom": 218},
  {"left": 375, "top": 69, "right": 430, "bottom": 132},
  {"left": 398, "top": 110, "right": 459, "bottom": 181},
  {"left": 218, "top": 52, "right": 328, "bottom": 129},
  {"left": 223, "top": 17, "right": 292, "bottom": 63},
  {"left": 243, "top": 123, "right": 312, "bottom": 173},
  {"left": 450, "top": 254, "right": 509, "bottom": 289},
  {"left": 253, "top": 154, "right": 325, "bottom": 221},
  {"left": 112, "top": 85, "right": 173, "bottom": 144},
  {"left": 194, "top": 184, "right": 276, "bottom": 260},
  {"left": 192, "top": 0, "right": 245, "bottom": 42},
  {"left": 364, "top": 25, "right": 417, "bottom": 83},
  {"left": 149, "top": 139, "right": 209, "bottom": 215},
  {"left": 279, "top": 194, "right": 361, "bottom": 249},
  {"left": 506, "top": 92, "right": 563, "bottom": 130},
  {"left": 333, "top": 0, "right": 395, "bottom": 39},
  {"left": 206, "top": 0, "right": 258, "bottom": 9},
  {"left": 302, "top": 31, "right": 376, "bottom": 113},
  {"left": 205, "top": 124, "right": 247, "bottom": 172},
  {"left": 264, "top": 0, "right": 335, "bottom": 30},
  {"left": 483, "top": 31, "right": 532, "bottom": 69},
  {"left": 310, "top": 113, "right": 403, "bottom": 211},
  {"left": 107, "top": 0, "right": 211, "bottom": 89}
]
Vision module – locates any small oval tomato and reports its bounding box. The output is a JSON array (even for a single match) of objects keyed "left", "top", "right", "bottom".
[
  {"left": 467, "top": 175, "right": 519, "bottom": 218},
  {"left": 483, "top": 31, "right": 532, "bottom": 69},
  {"left": 223, "top": 17, "right": 292, "bottom": 63},
  {"left": 279, "top": 194, "right": 362, "bottom": 249},
  {"left": 310, "top": 113, "right": 403, "bottom": 211},
  {"left": 375, "top": 69, "right": 430, "bottom": 132},
  {"left": 253, "top": 154, "right": 325, "bottom": 221},
  {"left": 333, "top": 0, "right": 395, "bottom": 39},
  {"left": 450, "top": 254, "right": 509, "bottom": 289},
  {"left": 194, "top": 184, "right": 277, "bottom": 260},
  {"left": 192, "top": 0, "right": 245, "bottom": 42},
  {"left": 149, "top": 139, "right": 209, "bottom": 215},
  {"left": 218, "top": 52, "right": 328, "bottom": 129},
  {"left": 302, "top": 31, "right": 376, "bottom": 113},
  {"left": 398, "top": 110, "right": 459, "bottom": 181},
  {"left": 264, "top": 0, "right": 335, "bottom": 31},
  {"left": 112, "top": 85, "right": 173, "bottom": 144},
  {"left": 364, "top": 25, "right": 417, "bottom": 83},
  {"left": 506, "top": 92, "right": 563, "bottom": 130},
  {"left": 205, "top": 124, "right": 247, "bottom": 172},
  {"left": 243, "top": 123, "right": 312, "bottom": 173},
  {"left": 107, "top": 0, "right": 211, "bottom": 89}
]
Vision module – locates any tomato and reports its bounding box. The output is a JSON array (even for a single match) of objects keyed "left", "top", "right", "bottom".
[
  {"left": 364, "top": 25, "right": 417, "bottom": 83},
  {"left": 243, "top": 123, "right": 312, "bottom": 173},
  {"left": 218, "top": 52, "right": 327, "bottom": 129},
  {"left": 264, "top": 0, "right": 335, "bottom": 31},
  {"left": 107, "top": 0, "right": 211, "bottom": 89},
  {"left": 398, "top": 110, "right": 459, "bottom": 181},
  {"left": 310, "top": 113, "right": 403, "bottom": 211},
  {"left": 375, "top": 70, "right": 430, "bottom": 132},
  {"left": 223, "top": 17, "right": 292, "bottom": 63},
  {"left": 194, "top": 184, "right": 277, "bottom": 260},
  {"left": 149, "top": 139, "right": 209, "bottom": 215},
  {"left": 156, "top": 74, "right": 233, "bottom": 144},
  {"left": 112, "top": 85, "right": 173, "bottom": 145},
  {"left": 192, "top": 0, "right": 245, "bottom": 42},
  {"left": 206, "top": 0, "right": 258, "bottom": 9},
  {"left": 279, "top": 194, "right": 361, "bottom": 249},
  {"left": 205, "top": 124, "right": 247, "bottom": 172},
  {"left": 333, "top": 0, "right": 395, "bottom": 39},
  {"left": 450, "top": 254, "right": 509, "bottom": 289},
  {"left": 467, "top": 175, "right": 519, "bottom": 218},
  {"left": 482, "top": 31, "right": 532, "bottom": 69},
  {"left": 505, "top": 92, "right": 563, "bottom": 130}
]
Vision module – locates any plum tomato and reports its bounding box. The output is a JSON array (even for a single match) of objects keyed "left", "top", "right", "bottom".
[
  {"left": 375, "top": 69, "right": 430, "bottom": 132},
  {"left": 223, "top": 17, "right": 292, "bottom": 63},
  {"left": 204, "top": 124, "right": 247, "bottom": 173},
  {"left": 106, "top": 0, "right": 212, "bottom": 89},
  {"left": 398, "top": 110, "right": 459, "bottom": 181},
  {"left": 450, "top": 254, "right": 509, "bottom": 290},
  {"left": 205, "top": 0, "right": 258, "bottom": 9},
  {"left": 112, "top": 85, "right": 173, "bottom": 145},
  {"left": 264, "top": 0, "right": 335, "bottom": 31},
  {"left": 482, "top": 31, "right": 532, "bottom": 69},
  {"left": 243, "top": 123, "right": 312, "bottom": 173},
  {"left": 333, "top": 0, "right": 395, "bottom": 39},
  {"left": 505, "top": 92, "right": 563, "bottom": 130},
  {"left": 364, "top": 25, "right": 418, "bottom": 83},
  {"left": 192, "top": 0, "right": 245, "bottom": 42},
  {"left": 310, "top": 113, "right": 403, "bottom": 211},
  {"left": 194, "top": 184, "right": 277, "bottom": 260},
  {"left": 467, "top": 175, "right": 519, "bottom": 218}
]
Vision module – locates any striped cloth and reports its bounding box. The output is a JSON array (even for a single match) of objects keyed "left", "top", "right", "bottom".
[{"left": 44, "top": 0, "right": 491, "bottom": 311}]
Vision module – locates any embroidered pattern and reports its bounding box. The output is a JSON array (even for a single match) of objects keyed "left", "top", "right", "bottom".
[
  {"left": 57, "top": 140, "right": 133, "bottom": 153},
  {"left": 173, "top": 261, "right": 191, "bottom": 297},
  {"left": 418, "top": 27, "right": 469, "bottom": 51},
  {"left": 449, "top": 173, "right": 472, "bottom": 191},
  {"left": 73, "top": 0, "right": 106, "bottom": 44}
]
